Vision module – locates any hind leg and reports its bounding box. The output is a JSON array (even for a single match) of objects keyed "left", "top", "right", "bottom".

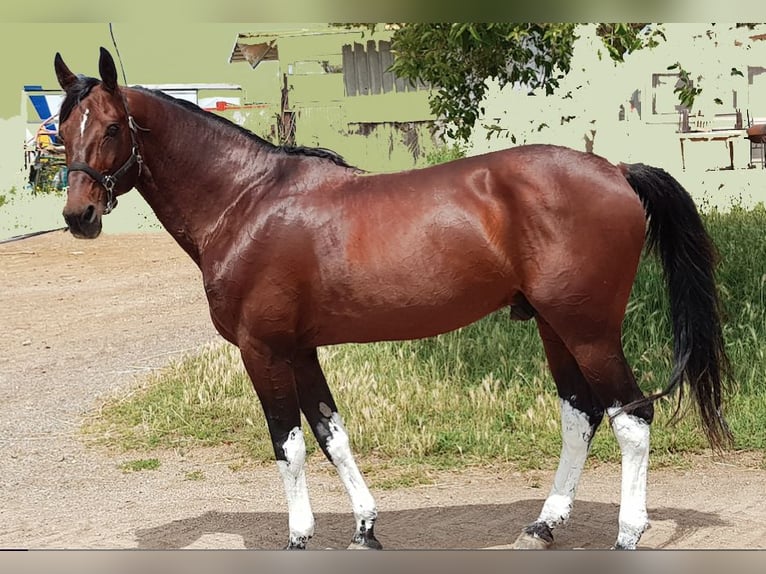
[
  {"left": 513, "top": 317, "right": 605, "bottom": 549},
  {"left": 545, "top": 316, "right": 653, "bottom": 549},
  {"left": 607, "top": 401, "right": 651, "bottom": 549},
  {"left": 293, "top": 348, "right": 381, "bottom": 550}
]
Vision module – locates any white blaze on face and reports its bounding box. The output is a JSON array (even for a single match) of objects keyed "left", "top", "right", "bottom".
[
  {"left": 80, "top": 108, "right": 90, "bottom": 137},
  {"left": 607, "top": 406, "right": 650, "bottom": 549},
  {"left": 538, "top": 399, "right": 594, "bottom": 527},
  {"left": 275, "top": 426, "right": 314, "bottom": 543},
  {"left": 324, "top": 410, "right": 377, "bottom": 529}
]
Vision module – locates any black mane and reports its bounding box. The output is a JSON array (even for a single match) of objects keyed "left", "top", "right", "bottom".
[{"left": 137, "top": 86, "right": 358, "bottom": 169}]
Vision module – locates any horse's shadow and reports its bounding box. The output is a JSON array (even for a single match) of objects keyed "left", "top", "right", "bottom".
[{"left": 135, "top": 500, "right": 727, "bottom": 550}]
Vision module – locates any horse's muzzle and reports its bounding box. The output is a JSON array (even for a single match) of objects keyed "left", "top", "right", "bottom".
[{"left": 63, "top": 204, "right": 102, "bottom": 239}]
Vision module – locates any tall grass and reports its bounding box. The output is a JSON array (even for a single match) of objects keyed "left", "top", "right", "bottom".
[{"left": 83, "top": 204, "right": 766, "bottom": 473}]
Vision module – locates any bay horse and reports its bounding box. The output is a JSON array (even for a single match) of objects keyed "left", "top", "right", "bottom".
[{"left": 54, "top": 48, "right": 731, "bottom": 550}]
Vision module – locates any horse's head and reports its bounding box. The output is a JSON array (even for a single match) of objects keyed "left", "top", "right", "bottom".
[{"left": 55, "top": 47, "right": 141, "bottom": 238}]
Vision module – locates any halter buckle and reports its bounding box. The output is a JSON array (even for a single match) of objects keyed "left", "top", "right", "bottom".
[
  {"left": 103, "top": 175, "right": 116, "bottom": 214},
  {"left": 103, "top": 174, "right": 116, "bottom": 193}
]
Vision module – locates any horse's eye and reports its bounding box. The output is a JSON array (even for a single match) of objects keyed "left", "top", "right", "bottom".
[{"left": 106, "top": 123, "right": 120, "bottom": 137}]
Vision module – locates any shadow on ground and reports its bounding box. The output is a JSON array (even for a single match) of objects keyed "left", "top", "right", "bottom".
[{"left": 135, "top": 499, "right": 727, "bottom": 550}]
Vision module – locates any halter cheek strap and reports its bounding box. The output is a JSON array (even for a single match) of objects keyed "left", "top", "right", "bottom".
[
  {"left": 66, "top": 101, "right": 145, "bottom": 215},
  {"left": 68, "top": 145, "right": 141, "bottom": 214}
]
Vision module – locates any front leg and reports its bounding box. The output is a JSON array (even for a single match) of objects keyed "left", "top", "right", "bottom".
[
  {"left": 240, "top": 341, "right": 314, "bottom": 549},
  {"left": 276, "top": 426, "right": 313, "bottom": 549},
  {"left": 294, "top": 348, "right": 382, "bottom": 550}
]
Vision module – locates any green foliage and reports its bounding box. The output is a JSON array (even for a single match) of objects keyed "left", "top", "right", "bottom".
[
  {"left": 388, "top": 23, "right": 578, "bottom": 142},
  {"left": 596, "top": 23, "right": 665, "bottom": 62},
  {"left": 667, "top": 61, "right": 703, "bottom": 110}
]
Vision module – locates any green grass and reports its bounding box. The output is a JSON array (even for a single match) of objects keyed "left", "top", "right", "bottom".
[
  {"left": 424, "top": 143, "right": 466, "bottom": 166},
  {"left": 119, "top": 458, "right": 161, "bottom": 472},
  {"left": 82, "top": 205, "right": 766, "bottom": 476},
  {"left": 184, "top": 470, "right": 205, "bottom": 481}
]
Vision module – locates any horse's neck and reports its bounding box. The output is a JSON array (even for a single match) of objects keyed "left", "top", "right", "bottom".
[{"left": 129, "top": 90, "right": 272, "bottom": 264}]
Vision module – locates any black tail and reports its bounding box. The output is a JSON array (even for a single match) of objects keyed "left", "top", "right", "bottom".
[{"left": 620, "top": 162, "right": 732, "bottom": 450}]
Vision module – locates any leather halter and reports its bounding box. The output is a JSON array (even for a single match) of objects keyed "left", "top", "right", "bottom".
[{"left": 67, "top": 100, "right": 144, "bottom": 215}]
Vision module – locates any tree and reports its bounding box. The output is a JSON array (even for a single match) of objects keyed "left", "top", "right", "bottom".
[{"left": 347, "top": 23, "right": 664, "bottom": 142}]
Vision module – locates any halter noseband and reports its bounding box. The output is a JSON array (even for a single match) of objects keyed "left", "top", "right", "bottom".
[{"left": 67, "top": 101, "right": 144, "bottom": 215}]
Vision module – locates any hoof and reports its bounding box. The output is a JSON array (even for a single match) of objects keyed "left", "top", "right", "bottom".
[
  {"left": 285, "top": 536, "right": 309, "bottom": 550},
  {"left": 348, "top": 529, "right": 383, "bottom": 550},
  {"left": 511, "top": 522, "right": 554, "bottom": 550},
  {"left": 511, "top": 533, "right": 552, "bottom": 550},
  {"left": 612, "top": 521, "right": 648, "bottom": 550}
]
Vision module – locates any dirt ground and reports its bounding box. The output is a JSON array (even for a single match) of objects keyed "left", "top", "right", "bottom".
[{"left": 0, "top": 231, "right": 764, "bottom": 550}]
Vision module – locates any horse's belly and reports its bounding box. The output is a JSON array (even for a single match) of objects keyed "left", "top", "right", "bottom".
[
  {"left": 300, "top": 244, "right": 519, "bottom": 345},
  {"left": 307, "top": 287, "right": 511, "bottom": 346}
]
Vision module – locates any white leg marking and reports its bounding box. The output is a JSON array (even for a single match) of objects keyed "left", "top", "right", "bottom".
[
  {"left": 538, "top": 399, "right": 594, "bottom": 528},
  {"left": 80, "top": 108, "right": 90, "bottom": 137},
  {"left": 607, "top": 406, "right": 650, "bottom": 549},
  {"left": 275, "top": 426, "right": 314, "bottom": 546},
  {"left": 325, "top": 411, "right": 377, "bottom": 534}
]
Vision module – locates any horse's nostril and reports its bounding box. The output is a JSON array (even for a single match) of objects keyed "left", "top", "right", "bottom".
[{"left": 82, "top": 205, "right": 96, "bottom": 223}]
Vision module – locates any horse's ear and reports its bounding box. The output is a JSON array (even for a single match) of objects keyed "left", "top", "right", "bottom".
[
  {"left": 54, "top": 52, "right": 77, "bottom": 91},
  {"left": 98, "top": 47, "right": 119, "bottom": 92}
]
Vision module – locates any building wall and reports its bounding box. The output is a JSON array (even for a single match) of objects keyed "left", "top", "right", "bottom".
[
  {"left": 223, "top": 27, "right": 439, "bottom": 172},
  {"left": 468, "top": 23, "right": 766, "bottom": 209}
]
